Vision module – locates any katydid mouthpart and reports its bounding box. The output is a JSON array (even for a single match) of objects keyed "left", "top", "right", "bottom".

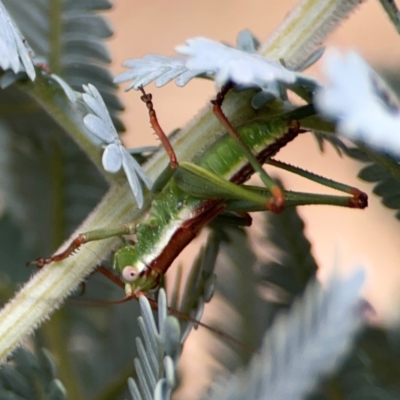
[{"left": 28, "top": 87, "right": 367, "bottom": 306}]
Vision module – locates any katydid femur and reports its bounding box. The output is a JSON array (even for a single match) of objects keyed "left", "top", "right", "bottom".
[{"left": 28, "top": 87, "right": 367, "bottom": 303}]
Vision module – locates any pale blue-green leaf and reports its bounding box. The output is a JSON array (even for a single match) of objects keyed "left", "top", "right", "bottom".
[
  {"left": 163, "top": 356, "right": 176, "bottom": 388},
  {"left": 49, "top": 74, "right": 77, "bottom": 102},
  {"left": 136, "top": 337, "right": 157, "bottom": 392},
  {"left": 134, "top": 358, "right": 152, "bottom": 400},
  {"left": 128, "top": 67, "right": 171, "bottom": 91},
  {"left": 294, "top": 47, "right": 325, "bottom": 72},
  {"left": 153, "top": 379, "right": 169, "bottom": 400},
  {"left": 128, "top": 377, "right": 142, "bottom": 400},
  {"left": 139, "top": 295, "right": 159, "bottom": 339},
  {"left": 63, "top": 14, "right": 113, "bottom": 38},
  {"left": 0, "top": 390, "right": 24, "bottom": 400},
  {"left": 236, "top": 29, "right": 259, "bottom": 53},
  {"left": 175, "top": 68, "right": 208, "bottom": 87},
  {"left": 64, "top": 0, "right": 112, "bottom": 11},
  {"left": 155, "top": 65, "right": 187, "bottom": 87},
  {"left": 158, "top": 289, "right": 168, "bottom": 332},
  {"left": 102, "top": 143, "right": 122, "bottom": 173},
  {"left": 62, "top": 37, "right": 111, "bottom": 63},
  {"left": 0, "top": 366, "right": 32, "bottom": 399},
  {"left": 39, "top": 348, "right": 57, "bottom": 381},
  {"left": 205, "top": 270, "right": 366, "bottom": 400},
  {"left": 122, "top": 147, "right": 153, "bottom": 190},
  {"left": 0, "top": 70, "right": 23, "bottom": 88},
  {"left": 83, "top": 113, "right": 114, "bottom": 142},
  {"left": 138, "top": 317, "right": 158, "bottom": 372},
  {"left": 46, "top": 379, "right": 67, "bottom": 400},
  {"left": 0, "top": 2, "right": 35, "bottom": 80},
  {"left": 161, "top": 317, "right": 181, "bottom": 362},
  {"left": 115, "top": 54, "right": 188, "bottom": 90},
  {"left": 122, "top": 149, "right": 144, "bottom": 208}
]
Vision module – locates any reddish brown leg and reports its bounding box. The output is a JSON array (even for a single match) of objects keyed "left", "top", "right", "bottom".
[
  {"left": 27, "top": 234, "right": 88, "bottom": 268},
  {"left": 139, "top": 87, "right": 179, "bottom": 169},
  {"left": 27, "top": 224, "right": 136, "bottom": 268}
]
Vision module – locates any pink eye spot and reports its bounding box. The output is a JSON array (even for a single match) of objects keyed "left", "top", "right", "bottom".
[{"left": 122, "top": 266, "right": 139, "bottom": 282}]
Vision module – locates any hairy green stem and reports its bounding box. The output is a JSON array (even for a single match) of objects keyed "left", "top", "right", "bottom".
[
  {"left": 261, "top": 0, "right": 366, "bottom": 69},
  {"left": 0, "top": 0, "right": 366, "bottom": 361}
]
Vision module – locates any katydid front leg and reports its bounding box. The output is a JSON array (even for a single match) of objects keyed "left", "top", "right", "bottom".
[
  {"left": 27, "top": 224, "right": 137, "bottom": 268},
  {"left": 211, "top": 84, "right": 287, "bottom": 212}
]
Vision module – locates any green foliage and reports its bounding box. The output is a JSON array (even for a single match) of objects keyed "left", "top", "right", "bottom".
[
  {"left": 0, "top": 347, "right": 66, "bottom": 400},
  {"left": 1, "top": 2, "right": 400, "bottom": 400}
]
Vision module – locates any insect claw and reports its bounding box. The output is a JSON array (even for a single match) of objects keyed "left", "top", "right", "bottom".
[{"left": 26, "top": 257, "right": 50, "bottom": 269}]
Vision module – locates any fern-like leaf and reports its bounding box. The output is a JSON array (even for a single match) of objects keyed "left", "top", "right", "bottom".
[
  {"left": 128, "top": 290, "right": 182, "bottom": 400},
  {"left": 204, "top": 270, "right": 366, "bottom": 400},
  {"left": 0, "top": 347, "right": 67, "bottom": 400},
  {"left": 0, "top": 1, "right": 35, "bottom": 81},
  {"left": 259, "top": 204, "right": 319, "bottom": 299}
]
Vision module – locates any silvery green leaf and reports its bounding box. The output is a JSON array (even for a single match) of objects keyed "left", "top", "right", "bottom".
[
  {"left": 315, "top": 49, "right": 400, "bottom": 156},
  {"left": 138, "top": 317, "right": 158, "bottom": 369},
  {"left": 176, "top": 37, "right": 297, "bottom": 89},
  {"left": 134, "top": 358, "right": 152, "bottom": 400},
  {"left": 158, "top": 289, "right": 168, "bottom": 330},
  {"left": 0, "top": 366, "right": 31, "bottom": 398},
  {"left": 114, "top": 54, "right": 188, "bottom": 90},
  {"left": 128, "top": 377, "right": 142, "bottom": 400},
  {"left": 153, "top": 379, "right": 169, "bottom": 400},
  {"left": 163, "top": 356, "right": 176, "bottom": 388},
  {"left": 0, "top": 1, "right": 35, "bottom": 80},
  {"left": 175, "top": 68, "right": 210, "bottom": 87},
  {"left": 205, "top": 269, "right": 366, "bottom": 400},
  {"left": 161, "top": 317, "right": 181, "bottom": 362},
  {"left": 136, "top": 337, "right": 157, "bottom": 391},
  {"left": 0, "top": 70, "right": 24, "bottom": 88},
  {"left": 82, "top": 83, "right": 152, "bottom": 208},
  {"left": 294, "top": 47, "right": 325, "bottom": 72},
  {"left": 48, "top": 74, "right": 77, "bottom": 102},
  {"left": 102, "top": 142, "right": 122, "bottom": 173},
  {"left": 130, "top": 291, "right": 183, "bottom": 400},
  {"left": 236, "top": 29, "right": 259, "bottom": 53},
  {"left": 46, "top": 379, "right": 67, "bottom": 400}
]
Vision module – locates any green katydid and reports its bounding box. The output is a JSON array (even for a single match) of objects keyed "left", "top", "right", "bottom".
[{"left": 28, "top": 87, "right": 367, "bottom": 303}]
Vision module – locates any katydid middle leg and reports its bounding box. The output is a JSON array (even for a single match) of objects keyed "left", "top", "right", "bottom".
[{"left": 211, "top": 83, "right": 288, "bottom": 212}]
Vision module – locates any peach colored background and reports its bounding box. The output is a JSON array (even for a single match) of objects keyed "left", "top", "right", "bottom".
[{"left": 107, "top": 2, "right": 400, "bottom": 398}]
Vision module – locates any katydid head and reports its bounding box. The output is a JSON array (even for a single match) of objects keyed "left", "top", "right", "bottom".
[{"left": 113, "top": 245, "right": 160, "bottom": 295}]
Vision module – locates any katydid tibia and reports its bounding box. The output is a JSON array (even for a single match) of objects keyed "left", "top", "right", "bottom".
[{"left": 28, "top": 86, "right": 367, "bottom": 307}]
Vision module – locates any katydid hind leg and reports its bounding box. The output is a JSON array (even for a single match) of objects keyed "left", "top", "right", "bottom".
[
  {"left": 267, "top": 159, "right": 368, "bottom": 209},
  {"left": 27, "top": 224, "right": 137, "bottom": 268}
]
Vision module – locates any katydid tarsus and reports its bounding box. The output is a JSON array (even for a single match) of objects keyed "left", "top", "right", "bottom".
[{"left": 28, "top": 86, "right": 368, "bottom": 324}]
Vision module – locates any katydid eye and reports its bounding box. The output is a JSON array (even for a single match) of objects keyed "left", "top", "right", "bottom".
[{"left": 122, "top": 266, "right": 139, "bottom": 282}]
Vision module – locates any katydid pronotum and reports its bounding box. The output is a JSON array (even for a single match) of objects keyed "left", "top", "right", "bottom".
[{"left": 28, "top": 86, "right": 367, "bottom": 333}]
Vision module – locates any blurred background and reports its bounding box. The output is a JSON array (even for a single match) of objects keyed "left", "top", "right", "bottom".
[{"left": 104, "top": 1, "right": 400, "bottom": 398}]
